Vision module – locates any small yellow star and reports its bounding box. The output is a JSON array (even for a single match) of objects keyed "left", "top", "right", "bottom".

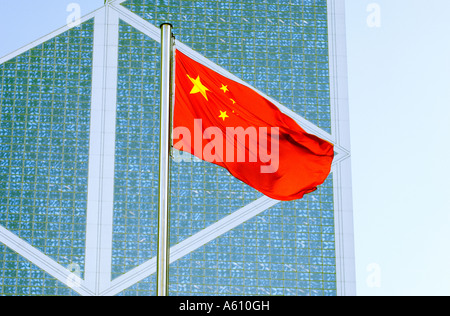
[
  {"left": 220, "top": 84, "right": 229, "bottom": 93},
  {"left": 219, "top": 110, "right": 229, "bottom": 121},
  {"left": 187, "top": 74, "right": 210, "bottom": 101},
  {"left": 230, "top": 98, "right": 236, "bottom": 104}
]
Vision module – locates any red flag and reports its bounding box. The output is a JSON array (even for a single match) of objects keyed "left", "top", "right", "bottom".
[{"left": 173, "top": 50, "right": 334, "bottom": 201}]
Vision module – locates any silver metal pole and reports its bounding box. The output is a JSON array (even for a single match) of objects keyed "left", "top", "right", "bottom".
[{"left": 157, "top": 23, "right": 173, "bottom": 297}]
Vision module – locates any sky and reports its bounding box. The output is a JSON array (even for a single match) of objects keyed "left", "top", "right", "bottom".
[
  {"left": 0, "top": 0, "right": 104, "bottom": 58},
  {"left": 0, "top": 0, "right": 449, "bottom": 296},
  {"left": 346, "top": 0, "right": 450, "bottom": 296}
]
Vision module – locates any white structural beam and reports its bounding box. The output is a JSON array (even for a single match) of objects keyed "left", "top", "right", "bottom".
[
  {"left": 327, "top": 0, "right": 356, "bottom": 296},
  {"left": 84, "top": 4, "right": 120, "bottom": 295}
]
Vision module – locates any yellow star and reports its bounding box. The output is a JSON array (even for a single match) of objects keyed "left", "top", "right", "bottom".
[
  {"left": 220, "top": 84, "right": 229, "bottom": 93},
  {"left": 219, "top": 110, "right": 229, "bottom": 121},
  {"left": 187, "top": 74, "right": 210, "bottom": 101},
  {"left": 229, "top": 98, "right": 236, "bottom": 104}
]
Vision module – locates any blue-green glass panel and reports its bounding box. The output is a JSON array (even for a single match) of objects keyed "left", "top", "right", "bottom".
[{"left": 0, "top": 20, "right": 94, "bottom": 279}]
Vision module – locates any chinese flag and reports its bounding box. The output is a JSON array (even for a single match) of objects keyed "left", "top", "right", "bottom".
[{"left": 173, "top": 50, "right": 334, "bottom": 201}]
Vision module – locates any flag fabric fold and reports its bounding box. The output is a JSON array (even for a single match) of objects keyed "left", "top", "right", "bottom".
[{"left": 172, "top": 50, "right": 334, "bottom": 201}]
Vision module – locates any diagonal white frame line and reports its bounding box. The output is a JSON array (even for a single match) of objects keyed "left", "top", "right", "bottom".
[
  {"left": 0, "top": 226, "right": 94, "bottom": 296},
  {"left": 0, "top": 9, "right": 101, "bottom": 64},
  {"left": 102, "top": 196, "right": 279, "bottom": 296},
  {"left": 169, "top": 197, "right": 279, "bottom": 263},
  {"left": 110, "top": 3, "right": 159, "bottom": 42}
]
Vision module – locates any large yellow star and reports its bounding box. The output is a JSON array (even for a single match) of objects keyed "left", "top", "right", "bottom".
[
  {"left": 187, "top": 74, "right": 210, "bottom": 101},
  {"left": 219, "top": 110, "right": 229, "bottom": 121}
]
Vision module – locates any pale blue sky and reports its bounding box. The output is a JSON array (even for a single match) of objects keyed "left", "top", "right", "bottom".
[
  {"left": 0, "top": 0, "right": 104, "bottom": 58},
  {"left": 0, "top": 0, "right": 449, "bottom": 296},
  {"left": 346, "top": 0, "right": 450, "bottom": 296}
]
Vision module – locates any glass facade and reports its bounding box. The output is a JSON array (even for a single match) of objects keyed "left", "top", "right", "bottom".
[
  {"left": 0, "top": 0, "right": 353, "bottom": 296},
  {"left": 0, "top": 20, "right": 94, "bottom": 295}
]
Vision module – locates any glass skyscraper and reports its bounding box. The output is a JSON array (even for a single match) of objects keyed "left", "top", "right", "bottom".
[{"left": 0, "top": 0, "right": 354, "bottom": 296}]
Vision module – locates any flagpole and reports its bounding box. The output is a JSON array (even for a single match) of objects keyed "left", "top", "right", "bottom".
[{"left": 157, "top": 23, "right": 173, "bottom": 296}]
